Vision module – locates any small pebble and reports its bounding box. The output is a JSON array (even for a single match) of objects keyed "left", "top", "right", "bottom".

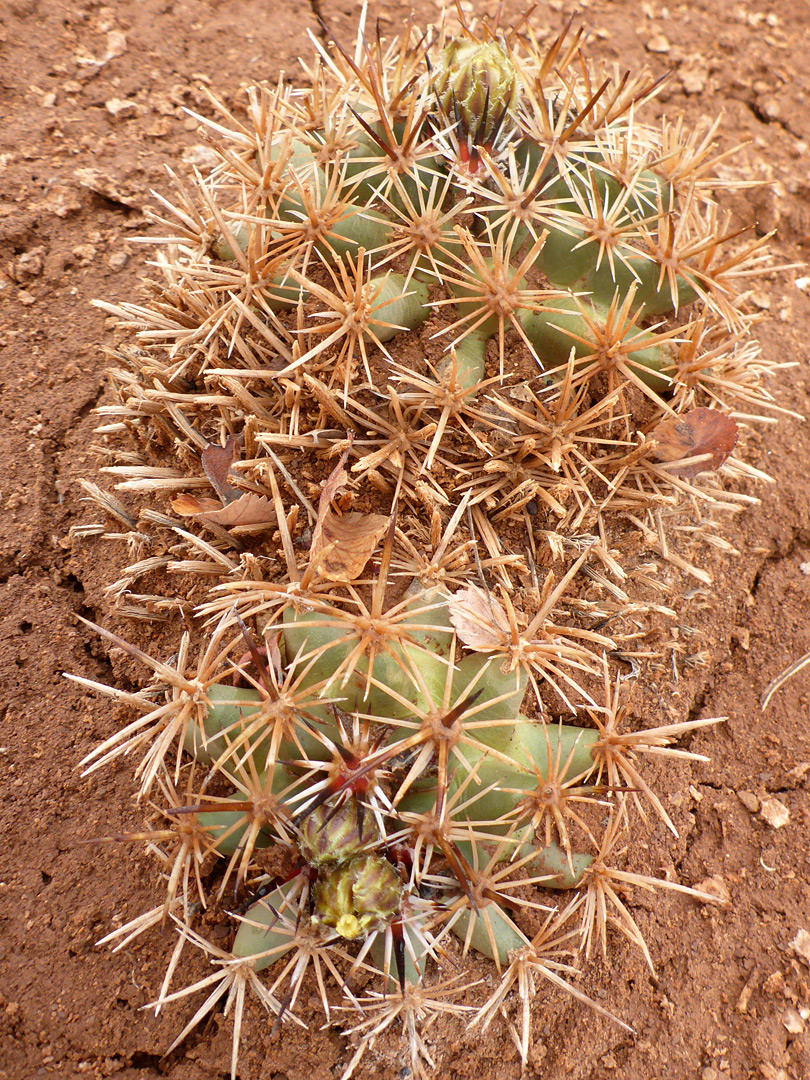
[
  {"left": 104, "top": 29, "right": 128, "bottom": 59},
  {"left": 14, "top": 250, "right": 44, "bottom": 279},
  {"left": 783, "top": 1007, "right": 804, "bottom": 1034},
  {"left": 759, "top": 1067, "right": 789, "bottom": 1080},
  {"left": 181, "top": 144, "right": 219, "bottom": 170},
  {"left": 680, "top": 66, "right": 707, "bottom": 95},
  {"left": 759, "top": 97, "right": 784, "bottom": 122},
  {"left": 760, "top": 798, "right": 789, "bottom": 828},
  {"left": 737, "top": 790, "right": 759, "bottom": 813},
  {"left": 763, "top": 970, "right": 785, "bottom": 995},
  {"left": 791, "top": 928, "right": 810, "bottom": 965},
  {"left": 646, "top": 34, "right": 670, "bottom": 53},
  {"left": 105, "top": 97, "right": 138, "bottom": 119},
  {"left": 749, "top": 291, "right": 771, "bottom": 310},
  {"left": 72, "top": 243, "right": 97, "bottom": 264},
  {"left": 107, "top": 251, "right": 129, "bottom": 271},
  {"left": 694, "top": 875, "right": 731, "bottom": 906}
]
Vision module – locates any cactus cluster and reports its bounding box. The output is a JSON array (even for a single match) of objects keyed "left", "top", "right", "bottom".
[{"left": 75, "top": 6, "right": 779, "bottom": 1077}]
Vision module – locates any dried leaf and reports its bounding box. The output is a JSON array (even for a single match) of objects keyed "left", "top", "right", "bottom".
[
  {"left": 171, "top": 492, "right": 275, "bottom": 528},
  {"left": 447, "top": 585, "right": 511, "bottom": 652},
  {"left": 202, "top": 435, "right": 242, "bottom": 503},
  {"left": 170, "top": 436, "right": 275, "bottom": 529},
  {"left": 314, "top": 445, "right": 353, "bottom": 519},
  {"left": 310, "top": 511, "right": 389, "bottom": 581},
  {"left": 309, "top": 443, "right": 388, "bottom": 581},
  {"left": 171, "top": 494, "right": 223, "bottom": 516},
  {"left": 650, "top": 408, "right": 738, "bottom": 479}
]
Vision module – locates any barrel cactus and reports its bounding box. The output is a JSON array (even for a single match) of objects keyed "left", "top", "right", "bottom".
[{"left": 75, "top": 5, "right": 776, "bottom": 1077}]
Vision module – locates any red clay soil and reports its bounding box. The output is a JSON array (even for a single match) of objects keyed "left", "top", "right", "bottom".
[{"left": 1, "top": 2, "right": 809, "bottom": 1079}]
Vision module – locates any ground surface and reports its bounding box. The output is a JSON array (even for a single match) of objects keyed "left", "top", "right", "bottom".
[{"left": 1, "top": 1, "right": 810, "bottom": 1078}]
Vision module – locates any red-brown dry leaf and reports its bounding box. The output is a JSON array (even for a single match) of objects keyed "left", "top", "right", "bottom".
[
  {"left": 171, "top": 491, "right": 276, "bottom": 527},
  {"left": 650, "top": 408, "right": 739, "bottom": 479},
  {"left": 201, "top": 434, "right": 242, "bottom": 503},
  {"left": 310, "top": 444, "right": 388, "bottom": 581},
  {"left": 447, "top": 584, "right": 511, "bottom": 651}
]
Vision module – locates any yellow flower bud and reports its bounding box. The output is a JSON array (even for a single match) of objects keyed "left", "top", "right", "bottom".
[
  {"left": 314, "top": 856, "right": 402, "bottom": 939},
  {"left": 433, "top": 37, "right": 519, "bottom": 146}
]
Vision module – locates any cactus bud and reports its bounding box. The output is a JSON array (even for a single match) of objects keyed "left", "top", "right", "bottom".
[
  {"left": 299, "top": 799, "right": 378, "bottom": 866},
  {"left": 432, "top": 37, "right": 519, "bottom": 147},
  {"left": 313, "top": 855, "right": 402, "bottom": 940}
]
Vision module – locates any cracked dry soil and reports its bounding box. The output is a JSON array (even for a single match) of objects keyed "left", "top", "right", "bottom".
[{"left": 1, "top": 1, "right": 809, "bottom": 1079}]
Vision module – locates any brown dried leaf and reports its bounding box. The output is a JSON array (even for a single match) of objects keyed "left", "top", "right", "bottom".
[
  {"left": 202, "top": 435, "right": 242, "bottom": 503},
  {"left": 447, "top": 585, "right": 511, "bottom": 652},
  {"left": 171, "top": 493, "right": 222, "bottom": 516},
  {"left": 171, "top": 492, "right": 275, "bottom": 528},
  {"left": 309, "top": 441, "right": 387, "bottom": 581},
  {"left": 650, "top": 408, "right": 738, "bottom": 479},
  {"left": 310, "top": 510, "right": 389, "bottom": 581},
  {"left": 314, "top": 445, "right": 352, "bottom": 521}
]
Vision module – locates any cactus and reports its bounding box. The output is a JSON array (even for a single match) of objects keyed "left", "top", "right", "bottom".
[{"left": 75, "top": 6, "right": 780, "bottom": 1078}]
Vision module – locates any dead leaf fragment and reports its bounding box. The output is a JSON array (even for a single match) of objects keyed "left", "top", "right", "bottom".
[
  {"left": 650, "top": 408, "right": 738, "bottom": 479},
  {"left": 201, "top": 435, "right": 242, "bottom": 503},
  {"left": 170, "top": 436, "right": 274, "bottom": 530},
  {"left": 171, "top": 491, "right": 275, "bottom": 528},
  {"left": 309, "top": 444, "right": 388, "bottom": 581},
  {"left": 310, "top": 510, "right": 389, "bottom": 581},
  {"left": 447, "top": 584, "right": 511, "bottom": 652}
]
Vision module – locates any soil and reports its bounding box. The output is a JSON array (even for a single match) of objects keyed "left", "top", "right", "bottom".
[{"left": 1, "top": 2, "right": 810, "bottom": 1079}]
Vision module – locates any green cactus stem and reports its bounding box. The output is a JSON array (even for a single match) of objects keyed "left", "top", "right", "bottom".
[{"left": 518, "top": 297, "right": 675, "bottom": 392}]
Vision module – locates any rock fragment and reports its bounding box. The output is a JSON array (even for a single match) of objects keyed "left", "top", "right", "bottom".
[
  {"left": 791, "top": 928, "right": 810, "bottom": 966},
  {"left": 737, "top": 790, "right": 759, "bottom": 813},
  {"left": 760, "top": 798, "right": 789, "bottom": 828}
]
